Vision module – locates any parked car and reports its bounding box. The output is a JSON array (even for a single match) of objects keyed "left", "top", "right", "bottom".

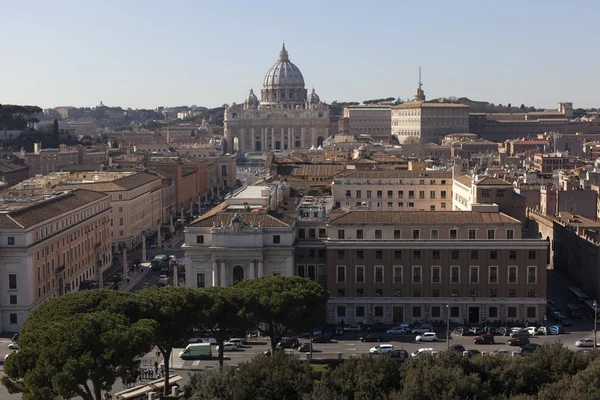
[
  {"left": 411, "top": 348, "right": 435, "bottom": 357},
  {"left": 495, "top": 327, "right": 510, "bottom": 336},
  {"left": 473, "top": 334, "right": 494, "bottom": 345},
  {"left": 549, "top": 325, "right": 565, "bottom": 335},
  {"left": 360, "top": 334, "right": 383, "bottom": 343},
  {"left": 8, "top": 343, "right": 18, "bottom": 350},
  {"left": 469, "top": 327, "right": 484, "bottom": 336},
  {"left": 507, "top": 337, "right": 530, "bottom": 346},
  {"left": 297, "top": 343, "right": 312, "bottom": 352},
  {"left": 386, "top": 327, "right": 410, "bottom": 335},
  {"left": 278, "top": 339, "right": 300, "bottom": 349},
  {"left": 216, "top": 343, "right": 237, "bottom": 352},
  {"left": 412, "top": 324, "right": 434, "bottom": 334},
  {"left": 389, "top": 349, "right": 410, "bottom": 362},
  {"left": 510, "top": 330, "right": 530, "bottom": 339},
  {"left": 448, "top": 344, "right": 466, "bottom": 353},
  {"left": 575, "top": 338, "right": 595, "bottom": 348},
  {"left": 520, "top": 343, "right": 541, "bottom": 354},
  {"left": 462, "top": 349, "right": 481, "bottom": 358},
  {"left": 370, "top": 344, "right": 394, "bottom": 354},
  {"left": 415, "top": 332, "right": 438, "bottom": 342},
  {"left": 453, "top": 327, "right": 472, "bottom": 336},
  {"left": 344, "top": 324, "right": 362, "bottom": 332},
  {"left": 492, "top": 349, "right": 512, "bottom": 356},
  {"left": 524, "top": 326, "right": 539, "bottom": 336},
  {"left": 227, "top": 338, "right": 245, "bottom": 348},
  {"left": 311, "top": 335, "right": 332, "bottom": 343},
  {"left": 536, "top": 326, "right": 548, "bottom": 335}
]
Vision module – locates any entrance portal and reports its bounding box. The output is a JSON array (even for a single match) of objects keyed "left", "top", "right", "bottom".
[
  {"left": 233, "top": 265, "right": 244, "bottom": 285},
  {"left": 468, "top": 307, "right": 480, "bottom": 324},
  {"left": 393, "top": 306, "right": 404, "bottom": 324},
  {"left": 255, "top": 141, "right": 262, "bottom": 151}
]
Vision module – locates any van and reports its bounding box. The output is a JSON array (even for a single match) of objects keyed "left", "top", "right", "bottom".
[
  {"left": 410, "top": 348, "right": 434, "bottom": 357},
  {"left": 179, "top": 343, "right": 212, "bottom": 360}
]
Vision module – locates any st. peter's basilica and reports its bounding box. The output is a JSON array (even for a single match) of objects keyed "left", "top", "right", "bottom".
[{"left": 224, "top": 44, "right": 330, "bottom": 154}]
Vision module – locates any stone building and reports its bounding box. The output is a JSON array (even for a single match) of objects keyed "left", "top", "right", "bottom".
[{"left": 224, "top": 44, "right": 330, "bottom": 154}]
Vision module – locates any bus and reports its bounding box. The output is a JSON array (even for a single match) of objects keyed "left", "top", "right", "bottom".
[
  {"left": 568, "top": 287, "right": 590, "bottom": 306},
  {"left": 566, "top": 304, "right": 582, "bottom": 319},
  {"left": 583, "top": 300, "right": 600, "bottom": 322}
]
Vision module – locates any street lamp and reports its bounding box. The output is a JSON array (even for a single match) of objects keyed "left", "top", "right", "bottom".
[
  {"left": 446, "top": 303, "right": 450, "bottom": 351},
  {"left": 594, "top": 300, "right": 598, "bottom": 348}
]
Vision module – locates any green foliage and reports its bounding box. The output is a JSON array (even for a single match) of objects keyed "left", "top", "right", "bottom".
[
  {"left": 538, "top": 356, "right": 600, "bottom": 400},
  {"left": 236, "top": 276, "right": 328, "bottom": 351}
]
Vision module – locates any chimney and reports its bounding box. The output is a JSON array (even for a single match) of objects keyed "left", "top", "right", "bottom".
[
  {"left": 59, "top": 144, "right": 66, "bottom": 152},
  {"left": 34, "top": 143, "right": 41, "bottom": 154}
]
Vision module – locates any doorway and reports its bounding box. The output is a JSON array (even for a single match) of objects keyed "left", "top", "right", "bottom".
[
  {"left": 233, "top": 265, "right": 244, "bottom": 285},
  {"left": 255, "top": 141, "right": 262, "bottom": 151},
  {"left": 393, "top": 306, "right": 404, "bottom": 324},
  {"left": 468, "top": 307, "right": 480, "bottom": 324}
]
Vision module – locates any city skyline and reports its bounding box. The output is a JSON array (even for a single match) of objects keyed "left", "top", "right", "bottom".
[{"left": 3, "top": 0, "right": 600, "bottom": 110}]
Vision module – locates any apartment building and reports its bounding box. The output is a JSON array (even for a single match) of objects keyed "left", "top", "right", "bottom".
[
  {"left": 0, "top": 189, "right": 112, "bottom": 332},
  {"left": 17, "top": 143, "right": 109, "bottom": 176},
  {"left": 0, "top": 161, "right": 30, "bottom": 188},
  {"left": 532, "top": 152, "right": 586, "bottom": 175},
  {"left": 332, "top": 170, "right": 453, "bottom": 211},
  {"left": 325, "top": 210, "right": 547, "bottom": 325},
  {"left": 340, "top": 106, "right": 392, "bottom": 142}
]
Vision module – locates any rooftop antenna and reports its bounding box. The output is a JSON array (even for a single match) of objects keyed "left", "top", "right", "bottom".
[{"left": 418, "top": 66, "right": 422, "bottom": 91}]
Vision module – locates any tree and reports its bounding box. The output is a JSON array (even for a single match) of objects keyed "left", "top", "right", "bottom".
[
  {"left": 1, "top": 299, "right": 155, "bottom": 400},
  {"left": 538, "top": 357, "right": 600, "bottom": 400},
  {"left": 185, "top": 365, "right": 236, "bottom": 400},
  {"left": 135, "top": 286, "right": 205, "bottom": 396},
  {"left": 195, "top": 287, "right": 253, "bottom": 367},
  {"left": 520, "top": 104, "right": 526, "bottom": 110},
  {"left": 236, "top": 276, "right": 328, "bottom": 351}
]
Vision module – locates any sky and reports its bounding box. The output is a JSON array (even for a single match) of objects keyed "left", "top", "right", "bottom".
[{"left": 2, "top": 0, "right": 599, "bottom": 110}]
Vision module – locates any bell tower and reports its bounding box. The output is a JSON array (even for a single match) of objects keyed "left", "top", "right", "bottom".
[{"left": 414, "top": 66, "right": 426, "bottom": 101}]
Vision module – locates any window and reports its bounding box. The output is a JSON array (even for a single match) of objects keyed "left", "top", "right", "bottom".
[
  {"left": 497, "top": 189, "right": 506, "bottom": 198},
  {"left": 431, "top": 306, "right": 441, "bottom": 317},
  {"left": 318, "top": 249, "right": 325, "bottom": 258},
  {"left": 527, "top": 307, "right": 536, "bottom": 318},
  {"left": 374, "top": 306, "right": 384, "bottom": 317},
  {"left": 337, "top": 288, "right": 345, "bottom": 296},
  {"left": 8, "top": 274, "right": 17, "bottom": 290},
  {"left": 388, "top": 190, "right": 393, "bottom": 199},
  {"left": 487, "top": 230, "right": 495, "bottom": 240},
  {"left": 356, "top": 288, "right": 364, "bottom": 297},
  {"left": 412, "top": 266, "right": 422, "bottom": 283},
  {"left": 337, "top": 306, "right": 346, "bottom": 317},
  {"left": 394, "top": 250, "right": 402, "bottom": 259},
  {"left": 376, "top": 289, "right": 383, "bottom": 297},
  {"left": 299, "top": 229, "right": 306, "bottom": 239},
  {"left": 431, "top": 229, "right": 439, "bottom": 239},
  {"left": 507, "top": 307, "right": 517, "bottom": 318},
  {"left": 528, "top": 250, "right": 536, "bottom": 260},
  {"left": 507, "top": 229, "right": 514, "bottom": 239},
  {"left": 308, "top": 229, "right": 316, "bottom": 239},
  {"left": 509, "top": 289, "right": 516, "bottom": 298},
  {"left": 471, "top": 250, "right": 478, "bottom": 260},
  {"left": 481, "top": 189, "right": 491, "bottom": 198},
  {"left": 451, "top": 266, "right": 460, "bottom": 283},
  {"left": 338, "top": 230, "right": 345, "bottom": 239},
  {"left": 441, "top": 190, "right": 447, "bottom": 199},
  {"left": 394, "top": 229, "right": 401, "bottom": 239},
  {"left": 432, "top": 250, "right": 440, "bottom": 259},
  {"left": 527, "top": 266, "right": 537, "bottom": 283},
  {"left": 394, "top": 289, "right": 402, "bottom": 297},
  {"left": 490, "top": 250, "right": 497, "bottom": 260},
  {"left": 489, "top": 288, "right": 497, "bottom": 297},
  {"left": 450, "top": 229, "right": 457, "bottom": 239},
  {"left": 7, "top": 237, "right": 15, "bottom": 245},
  {"left": 356, "top": 190, "right": 361, "bottom": 198},
  {"left": 9, "top": 295, "right": 17, "bottom": 305},
  {"left": 119, "top": 217, "right": 123, "bottom": 226},
  {"left": 318, "top": 228, "right": 326, "bottom": 238},
  {"left": 375, "top": 250, "right": 383, "bottom": 260},
  {"left": 10, "top": 314, "right": 17, "bottom": 324},
  {"left": 451, "top": 289, "right": 459, "bottom": 297},
  {"left": 450, "top": 307, "right": 459, "bottom": 318},
  {"left": 413, "top": 250, "right": 421, "bottom": 260},
  {"left": 508, "top": 266, "right": 517, "bottom": 283},
  {"left": 374, "top": 266, "right": 384, "bottom": 283},
  {"left": 196, "top": 235, "right": 204, "bottom": 244},
  {"left": 356, "top": 229, "right": 364, "bottom": 239},
  {"left": 419, "top": 191, "right": 425, "bottom": 199},
  {"left": 337, "top": 266, "right": 346, "bottom": 283},
  {"left": 528, "top": 290, "right": 536, "bottom": 298},
  {"left": 431, "top": 266, "right": 441, "bottom": 283},
  {"left": 297, "top": 265, "right": 306, "bottom": 278},
  {"left": 430, "top": 191, "right": 436, "bottom": 199},
  {"left": 375, "top": 230, "right": 382, "bottom": 239},
  {"left": 338, "top": 250, "right": 345, "bottom": 259},
  {"left": 489, "top": 307, "right": 498, "bottom": 318},
  {"left": 412, "top": 229, "right": 420, "bottom": 239},
  {"left": 356, "top": 306, "right": 365, "bottom": 317},
  {"left": 451, "top": 250, "right": 459, "bottom": 260},
  {"left": 196, "top": 273, "right": 206, "bottom": 288},
  {"left": 273, "top": 235, "right": 280, "bottom": 244},
  {"left": 470, "top": 266, "right": 479, "bottom": 283},
  {"left": 356, "top": 250, "right": 364, "bottom": 260},
  {"left": 489, "top": 266, "right": 498, "bottom": 284},
  {"left": 356, "top": 266, "right": 365, "bottom": 283},
  {"left": 393, "top": 266, "right": 402, "bottom": 283},
  {"left": 398, "top": 190, "right": 404, "bottom": 199},
  {"left": 509, "top": 250, "right": 517, "bottom": 259},
  {"left": 366, "top": 190, "right": 372, "bottom": 199},
  {"left": 317, "top": 264, "right": 326, "bottom": 281}
]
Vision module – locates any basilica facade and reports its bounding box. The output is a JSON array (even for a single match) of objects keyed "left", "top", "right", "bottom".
[{"left": 224, "top": 44, "right": 330, "bottom": 154}]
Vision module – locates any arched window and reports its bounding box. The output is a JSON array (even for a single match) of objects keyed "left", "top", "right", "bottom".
[{"left": 233, "top": 265, "right": 244, "bottom": 285}]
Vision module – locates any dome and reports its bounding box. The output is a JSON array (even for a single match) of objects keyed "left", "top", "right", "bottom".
[
  {"left": 263, "top": 43, "right": 305, "bottom": 88},
  {"left": 307, "top": 88, "right": 320, "bottom": 104},
  {"left": 246, "top": 88, "right": 259, "bottom": 103}
]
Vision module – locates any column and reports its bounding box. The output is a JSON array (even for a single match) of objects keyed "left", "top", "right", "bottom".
[
  {"left": 220, "top": 261, "right": 227, "bottom": 287},
  {"left": 122, "top": 246, "right": 128, "bottom": 281},
  {"left": 157, "top": 222, "right": 162, "bottom": 250},
  {"left": 271, "top": 129, "right": 275, "bottom": 150},
  {"left": 249, "top": 261, "right": 255, "bottom": 279},
  {"left": 258, "top": 259, "right": 264, "bottom": 277},
  {"left": 169, "top": 214, "right": 174, "bottom": 233},
  {"left": 261, "top": 127, "right": 266, "bottom": 152},
  {"left": 288, "top": 127, "right": 293, "bottom": 149},
  {"left": 311, "top": 127, "right": 317, "bottom": 147},
  {"left": 141, "top": 233, "right": 147, "bottom": 262},
  {"left": 211, "top": 260, "right": 217, "bottom": 286}
]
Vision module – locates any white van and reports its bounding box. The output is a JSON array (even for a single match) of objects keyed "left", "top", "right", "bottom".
[
  {"left": 410, "top": 348, "right": 435, "bottom": 357},
  {"left": 179, "top": 343, "right": 212, "bottom": 360}
]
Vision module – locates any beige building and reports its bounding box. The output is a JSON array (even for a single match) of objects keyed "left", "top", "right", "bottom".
[
  {"left": 391, "top": 101, "right": 470, "bottom": 143},
  {"left": 0, "top": 189, "right": 112, "bottom": 332},
  {"left": 332, "top": 170, "right": 453, "bottom": 211},
  {"left": 18, "top": 143, "right": 108, "bottom": 176},
  {"left": 340, "top": 106, "right": 391, "bottom": 142},
  {"left": 224, "top": 44, "right": 330, "bottom": 154}
]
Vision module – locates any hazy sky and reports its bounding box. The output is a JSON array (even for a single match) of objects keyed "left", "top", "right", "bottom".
[{"left": 2, "top": 0, "right": 599, "bottom": 110}]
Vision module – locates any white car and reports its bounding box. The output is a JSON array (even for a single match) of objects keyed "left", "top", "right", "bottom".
[
  {"left": 8, "top": 343, "right": 18, "bottom": 350},
  {"left": 386, "top": 327, "right": 410, "bottom": 335},
  {"left": 525, "top": 326, "right": 539, "bottom": 336},
  {"left": 411, "top": 324, "right": 434, "bottom": 334},
  {"left": 491, "top": 349, "right": 512, "bottom": 356},
  {"left": 411, "top": 348, "right": 434, "bottom": 357},
  {"left": 344, "top": 324, "right": 362, "bottom": 332},
  {"left": 415, "top": 332, "right": 438, "bottom": 342},
  {"left": 216, "top": 343, "right": 238, "bottom": 352},
  {"left": 369, "top": 344, "right": 394, "bottom": 354},
  {"left": 227, "top": 338, "right": 245, "bottom": 348},
  {"left": 510, "top": 327, "right": 523, "bottom": 333},
  {"left": 575, "top": 338, "right": 595, "bottom": 348}
]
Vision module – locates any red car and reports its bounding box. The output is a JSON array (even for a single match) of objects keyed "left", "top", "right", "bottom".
[{"left": 473, "top": 334, "right": 495, "bottom": 344}]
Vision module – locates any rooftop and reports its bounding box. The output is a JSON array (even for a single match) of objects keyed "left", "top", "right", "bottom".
[
  {"left": 335, "top": 170, "right": 452, "bottom": 179},
  {"left": 188, "top": 210, "right": 295, "bottom": 228},
  {"left": 329, "top": 210, "right": 520, "bottom": 225},
  {"left": 393, "top": 101, "right": 469, "bottom": 109}
]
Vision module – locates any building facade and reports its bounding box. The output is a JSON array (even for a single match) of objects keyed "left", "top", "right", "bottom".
[
  {"left": 341, "top": 106, "right": 392, "bottom": 142},
  {"left": 224, "top": 44, "right": 330, "bottom": 154},
  {"left": 0, "top": 189, "right": 112, "bottom": 332}
]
